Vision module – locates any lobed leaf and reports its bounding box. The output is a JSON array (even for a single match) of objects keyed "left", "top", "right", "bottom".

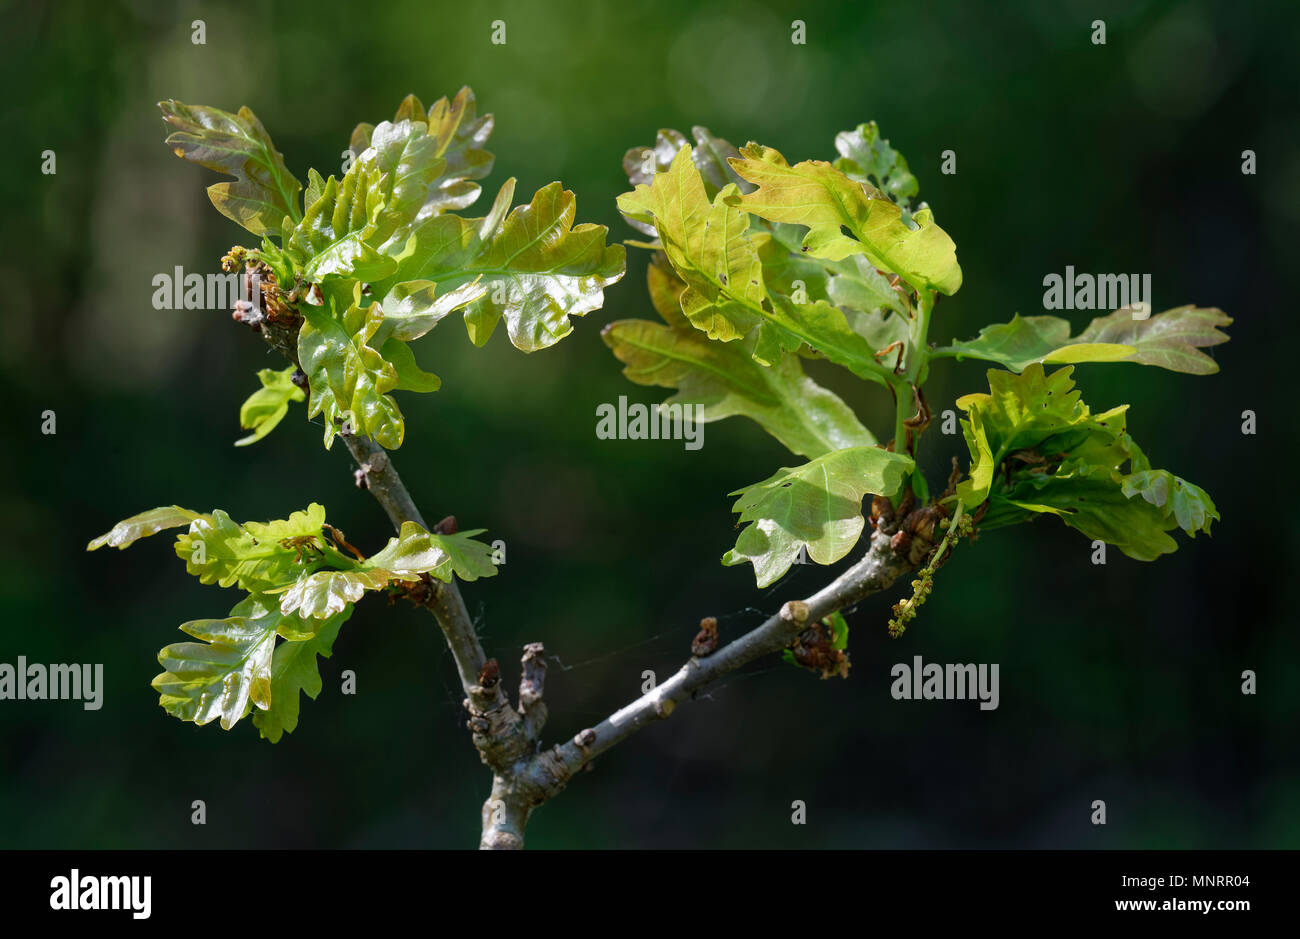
[
  {"left": 988, "top": 461, "right": 1181, "bottom": 561},
  {"left": 957, "top": 365, "right": 1218, "bottom": 559},
  {"left": 159, "top": 100, "right": 302, "bottom": 236},
  {"left": 729, "top": 143, "right": 961, "bottom": 295},
  {"left": 350, "top": 88, "right": 495, "bottom": 219},
  {"left": 1121, "top": 470, "right": 1219, "bottom": 536},
  {"left": 833, "top": 121, "right": 919, "bottom": 209},
  {"left": 381, "top": 179, "right": 625, "bottom": 352},
  {"left": 252, "top": 609, "right": 350, "bottom": 743},
  {"left": 298, "top": 284, "right": 404, "bottom": 450},
  {"left": 618, "top": 148, "right": 890, "bottom": 383},
  {"left": 366, "top": 521, "right": 498, "bottom": 582},
  {"left": 288, "top": 118, "right": 448, "bottom": 282},
  {"left": 152, "top": 595, "right": 279, "bottom": 730},
  {"left": 618, "top": 147, "right": 767, "bottom": 342},
  {"left": 175, "top": 507, "right": 323, "bottom": 592},
  {"left": 603, "top": 318, "right": 875, "bottom": 458},
  {"left": 87, "top": 506, "right": 207, "bottom": 551},
  {"left": 723, "top": 447, "right": 914, "bottom": 587},
  {"left": 1072, "top": 306, "right": 1232, "bottom": 375},
  {"left": 938, "top": 307, "right": 1231, "bottom": 375},
  {"left": 236, "top": 366, "right": 306, "bottom": 447},
  {"left": 277, "top": 568, "right": 395, "bottom": 619}
]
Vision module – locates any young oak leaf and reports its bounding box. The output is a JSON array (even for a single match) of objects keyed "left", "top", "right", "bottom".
[
  {"left": 253, "top": 609, "right": 350, "bottom": 743},
  {"left": 602, "top": 318, "right": 875, "bottom": 458},
  {"left": 987, "top": 461, "right": 1181, "bottom": 561},
  {"left": 833, "top": 121, "right": 920, "bottom": 210},
  {"left": 618, "top": 146, "right": 766, "bottom": 342},
  {"left": 936, "top": 307, "right": 1230, "bottom": 375},
  {"left": 366, "top": 521, "right": 498, "bottom": 583},
  {"left": 957, "top": 367, "right": 1218, "bottom": 557},
  {"left": 298, "top": 285, "right": 404, "bottom": 450},
  {"left": 277, "top": 568, "right": 395, "bottom": 619},
  {"left": 1071, "top": 306, "right": 1232, "bottom": 375},
  {"left": 87, "top": 506, "right": 208, "bottom": 551},
  {"left": 152, "top": 594, "right": 280, "bottom": 730},
  {"left": 621, "top": 126, "right": 753, "bottom": 236},
  {"left": 1121, "top": 470, "right": 1219, "bottom": 536},
  {"left": 617, "top": 148, "right": 889, "bottom": 383},
  {"left": 380, "top": 178, "right": 626, "bottom": 352},
  {"left": 159, "top": 100, "right": 303, "bottom": 236},
  {"left": 954, "top": 364, "right": 1128, "bottom": 506},
  {"left": 759, "top": 225, "right": 908, "bottom": 319},
  {"left": 722, "top": 447, "right": 914, "bottom": 587},
  {"left": 175, "top": 507, "right": 323, "bottom": 592},
  {"left": 936, "top": 315, "right": 1134, "bottom": 372},
  {"left": 350, "top": 88, "right": 495, "bottom": 219},
  {"left": 288, "top": 119, "right": 448, "bottom": 283},
  {"left": 236, "top": 366, "right": 306, "bottom": 447},
  {"left": 729, "top": 143, "right": 961, "bottom": 295}
]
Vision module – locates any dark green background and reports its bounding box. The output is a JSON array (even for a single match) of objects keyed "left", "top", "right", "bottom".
[{"left": 1, "top": 0, "right": 1296, "bottom": 848}]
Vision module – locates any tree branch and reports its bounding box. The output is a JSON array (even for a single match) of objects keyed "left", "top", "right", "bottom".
[
  {"left": 343, "top": 433, "right": 492, "bottom": 701},
  {"left": 479, "top": 527, "right": 915, "bottom": 848},
  {"left": 248, "top": 288, "right": 918, "bottom": 851}
]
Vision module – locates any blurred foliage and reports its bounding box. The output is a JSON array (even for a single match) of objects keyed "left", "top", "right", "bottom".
[{"left": 0, "top": 0, "right": 1297, "bottom": 848}]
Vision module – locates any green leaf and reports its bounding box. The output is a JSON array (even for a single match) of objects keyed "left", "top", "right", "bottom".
[
  {"left": 618, "top": 148, "right": 890, "bottom": 383},
  {"left": 87, "top": 506, "right": 206, "bottom": 551},
  {"left": 991, "top": 462, "right": 1180, "bottom": 561},
  {"left": 956, "top": 366, "right": 1218, "bottom": 559},
  {"left": 729, "top": 143, "right": 961, "bottom": 295},
  {"left": 618, "top": 148, "right": 767, "bottom": 341},
  {"left": 152, "top": 595, "right": 279, "bottom": 730},
  {"left": 722, "top": 447, "right": 914, "bottom": 587},
  {"left": 175, "top": 506, "right": 326, "bottom": 592},
  {"left": 954, "top": 364, "right": 1127, "bottom": 506},
  {"left": 288, "top": 117, "right": 448, "bottom": 282},
  {"left": 1121, "top": 470, "right": 1219, "bottom": 536},
  {"left": 277, "top": 568, "right": 395, "bottom": 619},
  {"left": 939, "top": 307, "right": 1230, "bottom": 375},
  {"left": 367, "top": 521, "right": 499, "bottom": 583},
  {"left": 758, "top": 223, "right": 908, "bottom": 318},
  {"left": 253, "top": 609, "right": 350, "bottom": 743},
  {"left": 242, "top": 503, "right": 328, "bottom": 543},
  {"left": 833, "top": 121, "right": 919, "bottom": 209},
  {"left": 159, "top": 100, "right": 302, "bottom": 236},
  {"left": 298, "top": 284, "right": 404, "bottom": 450},
  {"left": 602, "top": 318, "right": 875, "bottom": 458},
  {"left": 621, "top": 127, "right": 752, "bottom": 237},
  {"left": 644, "top": 252, "right": 692, "bottom": 330},
  {"left": 382, "top": 179, "right": 625, "bottom": 351},
  {"left": 380, "top": 337, "right": 442, "bottom": 392},
  {"left": 350, "top": 88, "right": 495, "bottom": 218},
  {"left": 378, "top": 278, "right": 487, "bottom": 342},
  {"left": 1071, "top": 306, "right": 1232, "bottom": 375},
  {"left": 236, "top": 366, "right": 306, "bottom": 447},
  {"left": 936, "top": 315, "right": 1134, "bottom": 372}
]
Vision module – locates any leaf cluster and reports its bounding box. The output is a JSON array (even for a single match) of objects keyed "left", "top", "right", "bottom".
[
  {"left": 606, "top": 122, "right": 1229, "bottom": 598},
  {"left": 161, "top": 90, "right": 625, "bottom": 450},
  {"left": 88, "top": 505, "right": 496, "bottom": 739}
]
